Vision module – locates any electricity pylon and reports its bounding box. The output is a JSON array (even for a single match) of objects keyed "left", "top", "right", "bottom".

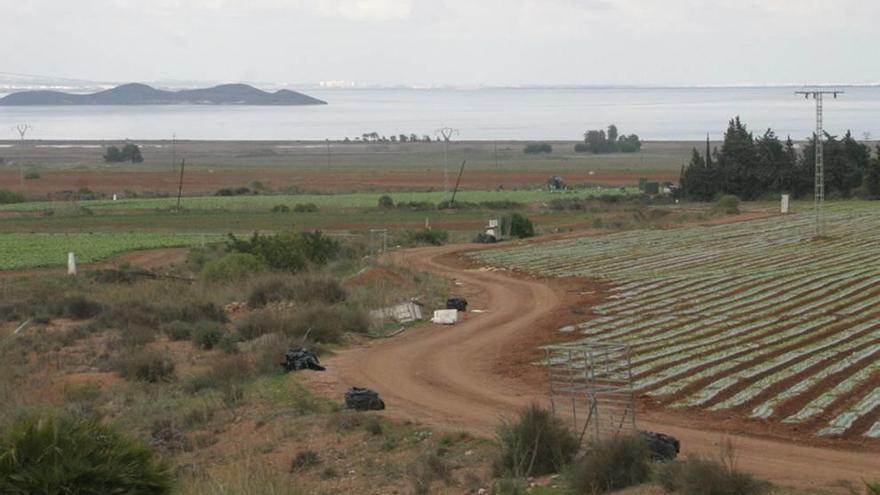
[
  {"left": 795, "top": 90, "right": 842, "bottom": 238},
  {"left": 435, "top": 127, "right": 458, "bottom": 200}
]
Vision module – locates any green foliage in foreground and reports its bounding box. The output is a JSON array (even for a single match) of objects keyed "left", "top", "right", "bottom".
[
  {"left": 494, "top": 404, "right": 580, "bottom": 478},
  {"left": 0, "top": 414, "right": 172, "bottom": 495},
  {"left": 0, "top": 233, "right": 213, "bottom": 270}
]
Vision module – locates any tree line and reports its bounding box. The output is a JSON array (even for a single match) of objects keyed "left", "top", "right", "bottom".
[
  {"left": 345, "top": 132, "right": 433, "bottom": 144},
  {"left": 577, "top": 124, "right": 642, "bottom": 153},
  {"left": 680, "top": 117, "right": 880, "bottom": 201}
]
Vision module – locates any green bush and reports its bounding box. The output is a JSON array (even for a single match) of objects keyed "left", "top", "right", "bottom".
[
  {"left": 524, "top": 142, "right": 552, "bottom": 154},
  {"left": 504, "top": 213, "right": 535, "bottom": 239},
  {"left": 161, "top": 321, "right": 192, "bottom": 341},
  {"left": 407, "top": 229, "right": 449, "bottom": 246},
  {"left": 270, "top": 204, "right": 291, "bottom": 213},
  {"left": 53, "top": 295, "right": 103, "bottom": 320},
  {"left": 715, "top": 194, "right": 741, "bottom": 214},
  {"left": 494, "top": 404, "right": 579, "bottom": 477},
  {"left": 192, "top": 322, "right": 224, "bottom": 350},
  {"left": 0, "top": 414, "right": 172, "bottom": 494},
  {"left": 293, "top": 203, "right": 319, "bottom": 213},
  {"left": 236, "top": 304, "right": 368, "bottom": 343},
  {"left": 225, "top": 231, "right": 341, "bottom": 271},
  {"left": 566, "top": 434, "right": 651, "bottom": 494},
  {"left": 247, "top": 275, "right": 346, "bottom": 308},
  {"left": 657, "top": 442, "right": 768, "bottom": 495},
  {"left": 112, "top": 348, "right": 175, "bottom": 383},
  {"left": 202, "top": 253, "right": 267, "bottom": 283},
  {"left": 24, "top": 169, "right": 40, "bottom": 180},
  {"left": 378, "top": 195, "right": 395, "bottom": 208},
  {"left": 0, "top": 189, "right": 25, "bottom": 204}
]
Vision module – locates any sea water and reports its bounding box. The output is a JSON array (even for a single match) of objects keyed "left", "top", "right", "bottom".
[{"left": 0, "top": 86, "right": 877, "bottom": 141}]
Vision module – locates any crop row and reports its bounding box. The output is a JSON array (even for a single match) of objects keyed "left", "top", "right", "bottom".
[{"left": 473, "top": 203, "right": 880, "bottom": 438}]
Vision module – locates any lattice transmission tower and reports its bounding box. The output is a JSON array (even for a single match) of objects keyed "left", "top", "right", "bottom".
[{"left": 795, "top": 90, "right": 842, "bottom": 237}]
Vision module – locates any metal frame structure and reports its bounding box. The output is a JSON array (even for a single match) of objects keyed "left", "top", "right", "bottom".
[
  {"left": 544, "top": 341, "right": 636, "bottom": 445},
  {"left": 795, "top": 90, "right": 842, "bottom": 237},
  {"left": 369, "top": 228, "right": 388, "bottom": 256}
]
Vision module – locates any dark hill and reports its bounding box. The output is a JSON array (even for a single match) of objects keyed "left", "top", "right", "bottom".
[{"left": 0, "top": 83, "right": 327, "bottom": 106}]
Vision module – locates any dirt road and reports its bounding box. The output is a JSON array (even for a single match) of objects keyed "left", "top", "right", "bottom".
[{"left": 312, "top": 243, "right": 880, "bottom": 492}]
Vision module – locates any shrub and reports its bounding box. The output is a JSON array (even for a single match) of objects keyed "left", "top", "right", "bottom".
[
  {"left": 715, "top": 194, "right": 741, "bottom": 214},
  {"left": 378, "top": 195, "right": 395, "bottom": 208},
  {"left": 162, "top": 321, "right": 192, "bottom": 341},
  {"left": 524, "top": 142, "right": 552, "bottom": 154},
  {"left": 24, "top": 169, "right": 40, "bottom": 180},
  {"left": 409, "top": 450, "right": 453, "bottom": 495},
  {"left": 55, "top": 295, "right": 103, "bottom": 320},
  {"left": 504, "top": 213, "right": 535, "bottom": 239},
  {"left": 192, "top": 322, "right": 224, "bottom": 350},
  {"left": 236, "top": 304, "right": 368, "bottom": 343},
  {"left": 225, "top": 231, "right": 341, "bottom": 271},
  {"left": 293, "top": 203, "right": 318, "bottom": 213},
  {"left": 407, "top": 228, "right": 449, "bottom": 246},
  {"left": 494, "top": 404, "right": 579, "bottom": 477},
  {"left": 113, "top": 348, "right": 175, "bottom": 383},
  {"left": 247, "top": 275, "right": 346, "bottom": 308},
  {"left": 574, "top": 142, "right": 590, "bottom": 153},
  {"left": 657, "top": 442, "right": 768, "bottom": 495},
  {"left": 291, "top": 450, "right": 321, "bottom": 471},
  {"left": 0, "top": 189, "right": 25, "bottom": 204},
  {"left": 566, "top": 434, "right": 651, "bottom": 494},
  {"left": 0, "top": 414, "right": 172, "bottom": 494},
  {"left": 270, "top": 204, "right": 291, "bottom": 213},
  {"left": 202, "top": 253, "right": 267, "bottom": 283}
]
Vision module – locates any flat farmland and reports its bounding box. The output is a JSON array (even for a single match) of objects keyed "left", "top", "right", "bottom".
[
  {"left": 472, "top": 202, "right": 880, "bottom": 441},
  {"left": 0, "top": 232, "right": 211, "bottom": 270},
  {"left": 0, "top": 139, "right": 688, "bottom": 195}
]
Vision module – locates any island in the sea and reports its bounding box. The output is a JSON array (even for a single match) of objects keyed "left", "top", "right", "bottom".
[{"left": 0, "top": 83, "right": 327, "bottom": 106}]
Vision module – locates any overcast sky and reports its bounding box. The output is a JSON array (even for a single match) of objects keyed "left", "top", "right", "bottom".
[{"left": 1, "top": 0, "right": 877, "bottom": 87}]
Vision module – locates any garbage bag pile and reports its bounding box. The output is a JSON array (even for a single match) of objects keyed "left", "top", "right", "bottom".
[
  {"left": 344, "top": 387, "right": 385, "bottom": 411},
  {"left": 446, "top": 298, "right": 468, "bottom": 312},
  {"left": 281, "top": 347, "right": 326, "bottom": 372},
  {"left": 639, "top": 430, "right": 680, "bottom": 461}
]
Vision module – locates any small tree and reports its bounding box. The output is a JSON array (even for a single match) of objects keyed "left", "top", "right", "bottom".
[
  {"left": 378, "top": 195, "right": 395, "bottom": 208},
  {"left": 103, "top": 146, "right": 122, "bottom": 162},
  {"left": 504, "top": 213, "right": 535, "bottom": 239},
  {"left": 865, "top": 149, "right": 880, "bottom": 199}
]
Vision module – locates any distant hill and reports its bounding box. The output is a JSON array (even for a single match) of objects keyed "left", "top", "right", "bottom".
[{"left": 0, "top": 83, "right": 327, "bottom": 106}]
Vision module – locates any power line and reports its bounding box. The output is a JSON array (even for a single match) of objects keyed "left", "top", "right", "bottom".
[{"left": 795, "top": 90, "right": 842, "bottom": 238}]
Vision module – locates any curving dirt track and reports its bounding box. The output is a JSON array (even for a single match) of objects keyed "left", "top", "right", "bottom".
[{"left": 311, "top": 243, "right": 880, "bottom": 493}]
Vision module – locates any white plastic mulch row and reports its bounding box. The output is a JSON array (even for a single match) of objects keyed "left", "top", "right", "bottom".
[
  {"left": 694, "top": 322, "right": 880, "bottom": 410},
  {"left": 817, "top": 388, "right": 880, "bottom": 437},
  {"left": 784, "top": 359, "right": 880, "bottom": 424},
  {"left": 642, "top": 316, "right": 837, "bottom": 395},
  {"left": 750, "top": 344, "right": 880, "bottom": 419}
]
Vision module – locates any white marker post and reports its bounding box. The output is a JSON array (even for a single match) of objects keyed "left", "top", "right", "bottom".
[
  {"left": 781, "top": 194, "right": 790, "bottom": 214},
  {"left": 67, "top": 252, "right": 77, "bottom": 276}
]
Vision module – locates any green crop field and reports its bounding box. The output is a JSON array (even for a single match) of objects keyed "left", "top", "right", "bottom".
[
  {"left": 472, "top": 201, "right": 880, "bottom": 439},
  {"left": 0, "top": 187, "right": 635, "bottom": 213},
  {"left": 0, "top": 233, "right": 216, "bottom": 270}
]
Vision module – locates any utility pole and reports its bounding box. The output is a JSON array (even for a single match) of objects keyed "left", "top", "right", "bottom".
[
  {"left": 14, "top": 124, "right": 32, "bottom": 188},
  {"left": 176, "top": 159, "right": 186, "bottom": 211},
  {"left": 435, "top": 127, "right": 458, "bottom": 200},
  {"left": 326, "top": 138, "right": 331, "bottom": 170},
  {"left": 795, "top": 90, "right": 842, "bottom": 238}
]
